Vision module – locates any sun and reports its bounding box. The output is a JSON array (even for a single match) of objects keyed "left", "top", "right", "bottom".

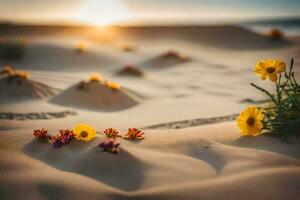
[{"left": 73, "top": 0, "right": 132, "bottom": 26}]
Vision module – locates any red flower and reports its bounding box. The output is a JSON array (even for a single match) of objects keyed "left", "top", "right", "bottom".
[
  {"left": 49, "top": 129, "right": 75, "bottom": 148},
  {"left": 33, "top": 129, "right": 50, "bottom": 139}
]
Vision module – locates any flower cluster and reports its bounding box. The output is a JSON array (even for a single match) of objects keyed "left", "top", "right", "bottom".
[
  {"left": 237, "top": 58, "right": 300, "bottom": 140},
  {"left": 32, "top": 125, "right": 145, "bottom": 152},
  {"left": 33, "top": 124, "right": 97, "bottom": 148},
  {"left": 98, "top": 138, "right": 120, "bottom": 154},
  {"left": 1, "top": 65, "right": 30, "bottom": 80},
  {"left": 33, "top": 129, "right": 50, "bottom": 141},
  {"left": 77, "top": 74, "right": 122, "bottom": 91},
  {"left": 49, "top": 129, "right": 75, "bottom": 148}
]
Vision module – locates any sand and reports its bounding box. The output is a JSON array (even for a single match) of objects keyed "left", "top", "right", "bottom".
[{"left": 0, "top": 25, "right": 300, "bottom": 200}]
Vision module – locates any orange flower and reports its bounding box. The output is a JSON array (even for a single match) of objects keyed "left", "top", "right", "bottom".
[
  {"left": 103, "top": 128, "right": 122, "bottom": 139},
  {"left": 123, "top": 128, "right": 144, "bottom": 140}
]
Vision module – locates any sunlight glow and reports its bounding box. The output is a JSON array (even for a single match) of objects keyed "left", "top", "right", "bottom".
[{"left": 73, "top": 0, "right": 133, "bottom": 26}]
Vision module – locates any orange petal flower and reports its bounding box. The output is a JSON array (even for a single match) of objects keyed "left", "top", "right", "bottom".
[
  {"left": 123, "top": 128, "right": 145, "bottom": 140},
  {"left": 103, "top": 128, "right": 122, "bottom": 139},
  {"left": 33, "top": 128, "right": 50, "bottom": 139}
]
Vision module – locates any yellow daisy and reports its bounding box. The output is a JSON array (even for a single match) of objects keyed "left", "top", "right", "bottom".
[
  {"left": 237, "top": 106, "right": 264, "bottom": 136},
  {"left": 89, "top": 73, "right": 103, "bottom": 82},
  {"left": 254, "top": 59, "right": 286, "bottom": 82},
  {"left": 106, "top": 81, "right": 121, "bottom": 90},
  {"left": 73, "top": 124, "right": 96, "bottom": 142}
]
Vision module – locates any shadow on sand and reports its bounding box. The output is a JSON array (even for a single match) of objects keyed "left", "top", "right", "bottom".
[{"left": 23, "top": 139, "right": 146, "bottom": 191}]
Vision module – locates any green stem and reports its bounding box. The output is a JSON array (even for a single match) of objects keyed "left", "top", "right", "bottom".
[{"left": 251, "top": 83, "right": 278, "bottom": 105}]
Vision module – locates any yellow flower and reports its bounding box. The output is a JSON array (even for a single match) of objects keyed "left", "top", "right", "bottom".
[
  {"left": 89, "top": 73, "right": 103, "bottom": 82},
  {"left": 106, "top": 81, "right": 121, "bottom": 90},
  {"left": 254, "top": 59, "right": 286, "bottom": 82},
  {"left": 237, "top": 106, "right": 264, "bottom": 136},
  {"left": 14, "top": 70, "right": 30, "bottom": 80},
  {"left": 73, "top": 124, "right": 96, "bottom": 142}
]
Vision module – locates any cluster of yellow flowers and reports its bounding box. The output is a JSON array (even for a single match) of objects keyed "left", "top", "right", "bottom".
[
  {"left": 237, "top": 59, "right": 287, "bottom": 136},
  {"left": 88, "top": 73, "right": 121, "bottom": 90},
  {"left": 0, "top": 64, "right": 30, "bottom": 80}
]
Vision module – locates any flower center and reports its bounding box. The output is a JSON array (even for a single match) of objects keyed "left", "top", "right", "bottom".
[
  {"left": 80, "top": 131, "right": 88, "bottom": 138},
  {"left": 266, "top": 67, "right": 276, "bottom": 73},
  {"left": 246, "top": 117, "right": 255, "bottom": 126}
]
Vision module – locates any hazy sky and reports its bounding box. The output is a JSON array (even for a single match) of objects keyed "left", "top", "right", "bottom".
[{"left": 0, "top": 0, "right": 299, "bottom": 25}]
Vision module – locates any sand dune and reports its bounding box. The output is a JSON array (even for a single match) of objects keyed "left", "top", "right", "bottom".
[
  {"left": 141, "top": 50, "right": 190, "bottom": 69},
  {"left": 0, "top": 24, "right": 300, "bottom": 200},
  {"left": 116, "top": 65, "right": 144, "bottom": 77},
  {"left": 0, "top": 75, "right": 59, "bottom": 102},
  {"left": 0, "top": 122, "right": 299, "bottom": 200},
  {"left": 113, "top": 25, "right": 292, "bottom": 50},
  {"left": 50, "top": 80, "right": 140, "bottom": 111}
]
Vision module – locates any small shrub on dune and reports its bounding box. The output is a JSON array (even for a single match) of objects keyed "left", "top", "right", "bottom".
[
  {"left": 75, "top": 42, "right": 86, "bottom": 54},
  {"left": 0, "top": 39, "right": 25, "bottom": 60},
  {"left": 267, "top": 28, "right": 284, "bottom": 40},
  {"left": 237, "top": 58, "right": 300, "bottom": 140},
  {"left": 118, "top": 64, "right": 144, "bottom": 77},
  {"left": 162, "top": 50, "right": 189, "bottom": 61}
]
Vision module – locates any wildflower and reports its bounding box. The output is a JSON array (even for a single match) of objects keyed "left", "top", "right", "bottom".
[
  {"left": 13, "top": 70, "right": 30, "bottom": 80},
  {"left": 49, "top": 129, "right": 75, "bottom": 148},
  {"left": 106, "top": 81, "right": 121, "bottom": 90},
  {"left": 123, "top": 128, "right": 145, "bottom": 140},
  {"left": 103, "top": 128, "right": 121, "bottom": 139},
  {"left": 237, "top": 106, "right": 264, "bottom": 136},
  {"left": 98, "top": 138, "right": 120, "bottom": 153},
  {"left": 89, "top": 73, "right": 103, "bottom": 82},
  {"left": 255, "top": 59, "right": 286, "bottom": 82},
  {"left": 1, "top": 65, "right": 15, "bottom": 75},
  {"left": 73, "top": 124, "right": 96, "bottom": 142},
  {"left": 33, "top": 129, "right": 50, "bottom": 141},
  {"left": 58, "top": 129, "right": 75, "bottom": 144}
]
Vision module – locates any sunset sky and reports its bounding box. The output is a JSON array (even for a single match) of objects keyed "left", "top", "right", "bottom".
[{"left": 0, "top": 0, "right": 299, "bottom": 25}]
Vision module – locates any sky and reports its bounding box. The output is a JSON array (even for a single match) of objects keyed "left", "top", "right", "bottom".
[{"left": 0, "top": 0, "right": 299, "bottom": 25}]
